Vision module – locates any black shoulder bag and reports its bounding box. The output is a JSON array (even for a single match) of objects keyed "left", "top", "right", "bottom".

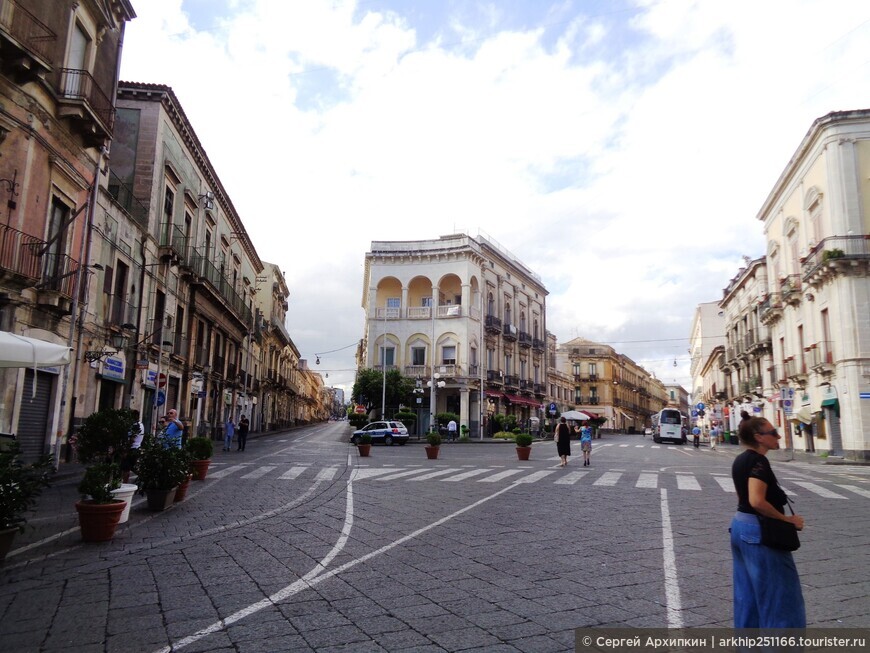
[{"left": 759, "top": 495, "right": 800, "bottom": 552}]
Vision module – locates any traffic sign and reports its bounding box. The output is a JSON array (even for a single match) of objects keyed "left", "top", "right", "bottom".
[
  {"left": 155, "top": 390, "right": 166, "bottom": 407},
  {"left": 354, "top": 405, "right": 366, "bottom": 414},
  {"left": 696, "top": 402, "right": 705, "bottom": 411},
  {"left": 157, "top": 373, "right": 167, "bottom": 388}
]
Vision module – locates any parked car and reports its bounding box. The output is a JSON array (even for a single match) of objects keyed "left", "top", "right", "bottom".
[{"left": 351, "top": 421, "right": 409, "bottom": 446}]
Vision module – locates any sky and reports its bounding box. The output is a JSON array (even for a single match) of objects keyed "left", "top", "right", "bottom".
[{"left": 118, "top": 0, "right": 870, "bottom": 396}]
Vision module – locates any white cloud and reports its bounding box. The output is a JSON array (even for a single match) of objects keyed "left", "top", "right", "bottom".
[{"left": 119, "top": 0, "right": 870, "bottom": 392}]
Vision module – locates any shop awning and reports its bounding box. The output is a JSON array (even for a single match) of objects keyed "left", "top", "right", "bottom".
[
  {"left": 484, "top": 390, "right": 504, "bottom": 399},
  {"left": 580, "top": 410, "right": 601, "bottom": 420},
  {"left": 504, "top": 394, "right": 541, "bottom": 407}
]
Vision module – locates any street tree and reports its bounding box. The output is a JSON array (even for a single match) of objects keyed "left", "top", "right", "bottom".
[{"left": 352, "top": 368, "right": 415, "bottom": 419}]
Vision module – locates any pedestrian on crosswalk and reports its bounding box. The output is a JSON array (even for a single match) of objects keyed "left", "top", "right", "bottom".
[
  {"left": 580, "top": 424, "right": 593, "bottom": 466},
  {"left": 237, "top": 415, "right": 249, "bottom": 451},
  {"left": 554, "top": 416, "right": 571, "bottom": 467},
  {"left": 224, "top": 418, "right": 235, "bottom": 452}
]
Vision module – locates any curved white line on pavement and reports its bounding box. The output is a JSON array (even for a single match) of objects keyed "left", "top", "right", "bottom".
[
  {"left": 157, "top": 475, "right": 519, "bottom": 653},
  {"left": 660, "top": 488, "right": 684, "bottom": 628}
]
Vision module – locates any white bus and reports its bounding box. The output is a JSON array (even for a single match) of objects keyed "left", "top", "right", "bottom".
[{"left": 653, "top": 407, "right": 686, "bottom": 444}]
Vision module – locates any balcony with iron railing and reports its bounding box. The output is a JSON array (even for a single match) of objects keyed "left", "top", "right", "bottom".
[
  {"left": 35, "top": 252, "right": 80, "bottom": 309},
  {"left": 0, "top": 0, "right": 55, "bottom": 76},
  {"left": 159, "top": 223, "right": 188, "bottom": 263},
  {"left": 487, "top": 370, "right": 503, "bottom": 384},
  {"left": 107, "top": 170, "right": 149, "bottom": 228},
  {"left": 745, "top": 329, "right": 772, "bottom": 355},
  {"left": 808, "top": 341, "right": 834, "bottom": 375},
  {"left": 504, "top": 374, "right": 519, "bottom": 387},
  {"left": 534, "top": 383, "right": 546, "bottom": 395},
  {"left": 170, "top": 334, "right": 187, "bottom": 358},
  {"left": 802, "top": 235, "right": 870, "bottom": 286},
  {"left": 779, "top": 274, "right": 802, "bottom": 306},
  {"left": 484, "top": 314, "right": 502, "bottom": 333},
  {"left": 467, "top": 363, "right": 479, "bottom": 377},
  {"left": 187, "top": 247, "right": 253, "bottom": 327},
  {"left": 518, "top": 331, "right": 532, "bottom": 348},
  {"left": 502, "top": 323, "right": 518, "bottom": 341},
  {"left": 0, "top": 224, "right": 42, "bottom": 281},
  {"left": 532, "top": 337, "right": 545, "bottom": 352},
  {"left": 759, "top": 292, "right": 783, "bottom": 325},
  {"left": 51, "top": 67, "right": 115, "bottom": 144},
  {"left": 784, "top": 357, "right": 807, "bottom": 382},
  {"left": 106, "top": 294, "right": 136, "bottom": 328},
  {"left": 519, "top": 379, "right": 531, "bottom": 391}
]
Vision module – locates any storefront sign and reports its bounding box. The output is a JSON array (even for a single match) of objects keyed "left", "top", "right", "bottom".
[{"left": 101, "top": 355, "right": 126, "bottom": 382}]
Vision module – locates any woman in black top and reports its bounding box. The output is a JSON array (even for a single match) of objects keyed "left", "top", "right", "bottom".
[
  {"left": 730, "top": 417, "right": 806, "bottom": 628},
  {"left": 554, "top": 417, "right": 571, "bottom": 467}
]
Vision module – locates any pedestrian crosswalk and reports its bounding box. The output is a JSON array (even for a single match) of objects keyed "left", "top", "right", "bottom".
[{"left": 204, "top": 461, "right": 870, "bottom": 500}]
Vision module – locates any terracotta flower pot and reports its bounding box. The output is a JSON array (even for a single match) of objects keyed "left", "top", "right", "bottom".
[
  {"left": 0, "top": 526, "right": 18, "bottom": 561},
  {"left": 516, "top": 446, "right": 531, "bottom": 461},
  {"left": 357, "top": 444, "right": 372, "bottom": 457},
  {"left": 425, "top": 446, "right": 440, "bottom": 460},
  {"left": 145, "top": 487, "right": 177, "bottom": 511},
  {"left": 75, "top": 500, "right": 126, "bottom": 542},
  {"left": 174, "top": 476, "right": 193, "bottom": 502},
  {"left": 190, "top": 459, "right": 211, "bottom": 481}
]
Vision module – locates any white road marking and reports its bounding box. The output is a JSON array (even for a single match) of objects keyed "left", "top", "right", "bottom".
[
  {"left": 515, "top": 470, "right": 557, "bottom": 484},
  {"left": 593, "top": 471, "right": 622, "bottom": 486},
  {"left": 554, "top": 471, "right": 588, "bottom": 485},
  {"left": 241, "top": 465, "right": 276, "bottom": 479},
  {"left": 714, "top": 477, "right": 735, "bottom": 492},
  {"left": 790, "top": 481, "right": 847, "bottom": 499},
  {"left": 660, "top": 488, "right": 684, "bottom": 629},
  {"left": 278, "top": 466, "right": 310, "bottom": 480},
  {"left": 676, "top": 474, "right": 701, "bottom": 491},
  {"left": 477, "top": 469, "right": 525, "bottom": 483},
  {"left": 315, "top": 467, "right": 338, "bottom": 481},
  {"left": 835, "top": 484, "right": 870, "bottom": 499},
  {"left": 636, "top": 473, "right": 658, "bottom": 488},
  {"left": 441, "top": 469, "right": 493, "bottom": 482},
  {"left": 208, "top": 464, "right": 249, "bottom": 479},
  {"left": 376, "top": 469, "right": 429, "bottom": 481},
  {"left": 410, "top": 468, "right": 463, "bottom": 481}
]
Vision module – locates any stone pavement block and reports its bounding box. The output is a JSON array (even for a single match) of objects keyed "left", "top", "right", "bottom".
[
  {"left": 0, "top": 627, "right": 46, "bottom": 652},
  {"left": 235, "top": 635, "right": 315, "bottom": 653},
  {"left": 467, "top": 609, "right": 520, "bottom": 628},
  {"left": 110, "top": 590, "right": 157, "bottom": 609},
  {"left": 461, "top": 645, "right": 523, "bottom": 653},
  {"left": 486, "top": 619, "right": 549, "bottom": 640},
  {"left": 277, "top": 598, "right": 332, "bottom": 618},
  {"left": 510, "top": 633, "right": 567, "bottom": 653},
  {"left": 106, "top": 609, "right": 164, "bottom": 636},
  {"left": 288, "top": 609, "right": 353, "bottom": 631},
  {"left": 389, "top": 601, "right": 449, "bottom": 620},
  {"left": 226, "top": 615, "right": 300, "bottom": 642},
  {"left": 105, "top": 630, "right": 170, "bottom": 653},
  {"left": 296, "top": 623, "right": 369, "bottom": 649},
  {"left": 427, "top": 625, "right": 503, "bottom": 650},
  {"left": 317, "top": 640, "right": 389, "bottom": 653},
  {"left": 356, "top": 613, "right": 407, "bottom": 636},
  {"left": 404, "top": 612, "right": 471, "bottom": 635},
  {"left": 166, "top": 616, "right": 222, "bottom": 639}
]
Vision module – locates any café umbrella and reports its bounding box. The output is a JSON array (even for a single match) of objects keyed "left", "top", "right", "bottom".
[
  {"left": 560, "top": 410, "right": 590, "bottom": 421},
  {"left": 0, "top": 331, "right": 72, "bottom": 397}
]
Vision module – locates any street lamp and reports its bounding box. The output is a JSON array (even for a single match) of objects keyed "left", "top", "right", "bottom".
[{"left": 428, "top": 372, "right": 446, "bottom": 433}]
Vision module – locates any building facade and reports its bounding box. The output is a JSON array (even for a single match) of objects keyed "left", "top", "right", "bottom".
[
  {"left": 360, "top": 233, "right": 548, "bottom": 436},
  {"left": 0, "top": 0, "right": 136, "bottom": 460}
]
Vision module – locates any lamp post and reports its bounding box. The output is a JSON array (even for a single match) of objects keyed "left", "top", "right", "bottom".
[{"left": 428, "top": 372, "right": 446, "bottom": 434}]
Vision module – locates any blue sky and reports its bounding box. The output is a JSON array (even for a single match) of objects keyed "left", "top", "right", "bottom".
[{"left": 119, "top": 0, "right": 870, "bottom": 393}]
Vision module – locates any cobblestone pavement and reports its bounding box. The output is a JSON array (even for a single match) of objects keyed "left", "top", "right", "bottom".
[{"left": 1, "top": 424, "right": 869, "bottom": 652}]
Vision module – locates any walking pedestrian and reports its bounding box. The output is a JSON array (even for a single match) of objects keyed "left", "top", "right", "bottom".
[
  {"left": 710, "top": 425, "right": 718, "bottom": 450},
  {"left": 121, "top": 410, "right": 144, "bottom": 483},
  {"left": 730, "top": 417, "right": 806, "bottom": 628},
  {"left": 237, "top": 415, "right": 250, "bottom": 451},
  {"left": 447, "top": 419, "right": 457, "bottom": 442},
  {"left": 580, "top": 424, "right": 593, "bottom": 466},
  {"left": 224, "top": 418, "right": 235, "bottom": 452},
  {"left": 554, "top": 416, "right": 571, "bottom": 467}
]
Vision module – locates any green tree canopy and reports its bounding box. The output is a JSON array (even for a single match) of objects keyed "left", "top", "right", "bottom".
[{"left": 352, "top": 368, "right": 416, "bottom": 419}]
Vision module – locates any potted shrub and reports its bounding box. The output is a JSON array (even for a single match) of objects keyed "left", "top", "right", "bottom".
[
  {"left": 75, "top": 462, "right": 126, "bottom": 542},
  {"left": 186, "top": 436, "right": 214, "bottom": 481},
  {"left": 135, "top": 440, "right": 192, "bottom": 511},
  {"left": 425, "top": 432, "right": 442, "bottom": 459},
  {"left": 356, "top": 433, "right": 372, "bottom": 457},
  {"left": 72, "top": 408, "right": 139, "bottom": 525},
  {"left": 515, "top": 432, "right": 533, "bottom": 461},
  {"left": 0, "top": 442, "right": 53, "bottom": 560}
]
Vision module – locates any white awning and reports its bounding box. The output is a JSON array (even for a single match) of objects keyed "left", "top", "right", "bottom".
[
  {"left": 791, "top": 407, "right": 812, "bottom": 424},
  {"left": 0, "top": 331, "right": 71, "bottom": 368}
]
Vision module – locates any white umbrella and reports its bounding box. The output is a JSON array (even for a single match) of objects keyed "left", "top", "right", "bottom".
[
  {"left": 0, "top": 331, "right": 71, "bottom": 368},
  {"left": 560, "top": 410, "right": 589, "bottom": 421}
]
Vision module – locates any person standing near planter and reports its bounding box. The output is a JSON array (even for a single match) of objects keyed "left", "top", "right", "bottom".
[
  {"left": 447, "top": 419, "right": 457, "bottom": 442},
  {"left": 162, "top": 409, "right": 184, "bottom": 449},
  {"left": 237, "top": 415, "right": 250, "bottom": 451},
  {"left": 554, "top": 417, "right": 571, "bottom": 467},
  {"left": 224, "top": 418, "right": 235, "bottom": 452},
  {"left": 121, "top": 410, "right": 145, "bottom": 483}
]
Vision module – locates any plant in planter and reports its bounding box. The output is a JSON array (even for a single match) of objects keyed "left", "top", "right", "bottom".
[
  {"left": 515, "top": 432, "right": 533, "bottom": 461},
  {"left": 0, "top": 442, "right": 53, "bottom": 559},
  {"left": 425, "top": 432, "right": 442, "bottom": 459},
  {"left": 75, "top": 462, "right": 125, "bottom": 542},
  {"left": 185, "top": 436, "right": 214, "bottom": 481},
  {"left": 356, "top": 433, "right": 372, "bottom": 457},
  {"left": 135, "top": 440, "right": 192, "bottom": 511}
]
